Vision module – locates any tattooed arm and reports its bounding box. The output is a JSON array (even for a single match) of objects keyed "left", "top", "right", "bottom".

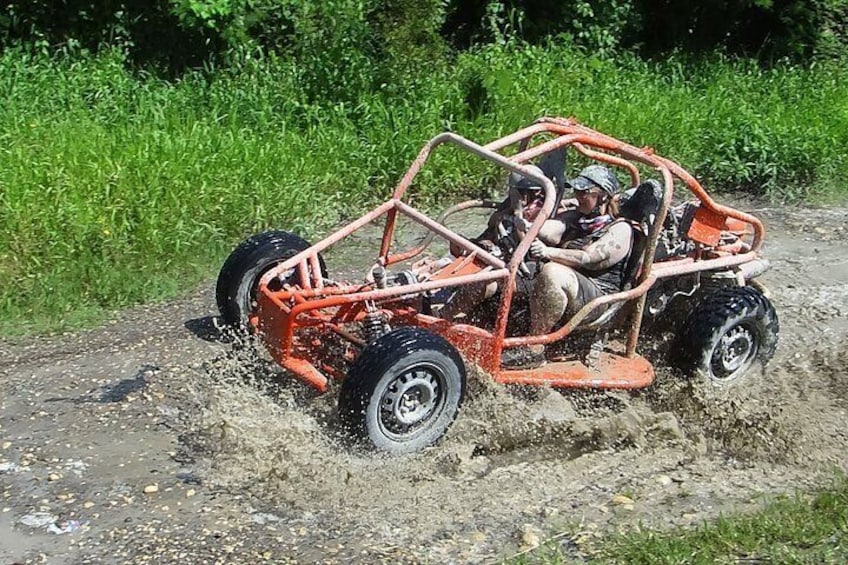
[{"left": 531, "top": 222, "right": 632, "bottom": 270}]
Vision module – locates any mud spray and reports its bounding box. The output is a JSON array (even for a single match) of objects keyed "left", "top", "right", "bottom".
[
  {"left": 174, "top": 208, "right": 848, "bottom": 562},
  {"left": 169, "top": 323, "right": 845, "bottom": 561}
]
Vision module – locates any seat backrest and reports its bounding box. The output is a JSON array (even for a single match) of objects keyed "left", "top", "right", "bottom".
[
  {"left": 619, "top": 179, "right": 662, "bottom": 227},
  {"left": 618, "top": 179, "right": 663, "bottom": 289},
  {"left": 536, "top": 148, "right": 566, "bottom": 217}
]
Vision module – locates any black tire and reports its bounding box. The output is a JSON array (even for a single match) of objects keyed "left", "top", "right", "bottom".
[
  {"left": 216, "top": 230, "right": 325, "bottom": 328},
  {"left": 675, "top": 285, "right": 778, "bottom": 386},
  {"left": 339, "top": 327, "right": 466, "bottom": 454}
]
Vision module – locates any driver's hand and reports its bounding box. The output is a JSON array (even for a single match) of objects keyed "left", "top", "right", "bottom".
[
  {"left": 529, "top": 239, "right": 550, "bottom": 260},
  {"left": 449, "top": 241, "right": 467, "bottom": 257}
]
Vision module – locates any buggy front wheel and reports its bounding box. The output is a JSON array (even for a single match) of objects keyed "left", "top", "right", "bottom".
[
  {"left": 216, "top": 230, "right": 325, "bottom": 329},
  {"left": 339, "top": 327, "right": 466, "bottom": 454}
]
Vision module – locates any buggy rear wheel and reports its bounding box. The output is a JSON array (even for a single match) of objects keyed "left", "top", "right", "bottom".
[
  {"left": 216, "top": 230, "right": 325, "bottom": 329},
  {"left": 339, "top": 327, "right": 466, "bottom": 454},
  {"left": 675, "top": 285, "right": 778, "bottom": 386}
]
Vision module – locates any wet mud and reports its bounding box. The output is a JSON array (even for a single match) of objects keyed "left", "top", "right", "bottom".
[{"left": 1, "top": 204, "right": 847, "bottom": 563}]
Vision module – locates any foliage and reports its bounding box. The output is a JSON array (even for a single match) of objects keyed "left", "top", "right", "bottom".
[
  {"left": 629, "top": 0, "right": 815, "bottom": 61},
  {"left": 368, "top": 0, "right": 450, "bottom": 82},
  {"left": 0, "top": 0, "right": 450, "bottom": 83},
  {"left": 0, "top": 45, "right": 846, "bottom": 333},
  {"left": 508, "top": 475, "right": 848, "bottom": 563},
  {"left": 2, "top": 0, "right": 846, "bottom": 71},
  {"left": 444, "top": 0, "right": 638, "bottom": 54},
  {"left": 815, "top": 0, "right": 848, "bottom": 60}
]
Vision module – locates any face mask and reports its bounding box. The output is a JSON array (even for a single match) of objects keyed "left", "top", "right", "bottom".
[
  {"left": 522, "top": 193, "right": 544, "bottom": 221},
  {"left": 578, "top": 214, "right": 613, "bottom": 235}
]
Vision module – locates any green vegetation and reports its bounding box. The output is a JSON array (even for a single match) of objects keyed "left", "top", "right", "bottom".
[
  {"left": 508, "top": 476, "right": 848, "bottom": 564},
  {"left": 1, "top": 3, "right": 847, "bottom": 559},
  {"left": 1, "top": 1, "right": 846, "bottom": 334},
  {"left": 5, "top": 1, "right": 847, "bottom": 69},
  {"left": 1, "top": 44, "right": 847, "bottom": 334}
]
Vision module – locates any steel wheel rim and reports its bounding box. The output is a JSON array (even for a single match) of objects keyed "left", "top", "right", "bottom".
[
  {"left": 378, "top": 362, "right": 445, "bottom": 440},
  {"left": 709, "top": 323, "right": 758, "bottom": 382}
]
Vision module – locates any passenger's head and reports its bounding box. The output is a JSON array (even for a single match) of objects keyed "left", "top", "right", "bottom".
[{"left": 568, "top": 164, "right": 620, "bottom": 216}]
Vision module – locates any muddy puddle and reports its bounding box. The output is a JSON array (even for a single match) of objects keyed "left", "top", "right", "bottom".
[{"left": 169, "top": 205, "right": 848, "bottom": 562}]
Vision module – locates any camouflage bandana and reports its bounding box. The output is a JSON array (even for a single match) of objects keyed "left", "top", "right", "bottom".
[{"left": 578, "top": 213, "right": 613, "bottom": 235}]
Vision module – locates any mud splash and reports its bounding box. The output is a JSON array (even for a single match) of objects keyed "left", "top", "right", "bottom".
[
  {"left": 4, "top": 204, "right": 848, "bottom": 565},
  {"left": 185, "top": 339, "right": 808, "bottom": 492},
  {"left": 177, "top": 336, "right": 832, "bottom": 561},
  {"left": 176, "top": 205, "right": 848, "bottom": 562},
  {"left": 174, "top": 205, "right": 848, "bottom": 562}
]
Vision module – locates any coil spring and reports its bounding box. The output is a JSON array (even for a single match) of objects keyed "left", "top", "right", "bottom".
[{"left": 363, "top": 310, "right": 389, "bottom": 342}]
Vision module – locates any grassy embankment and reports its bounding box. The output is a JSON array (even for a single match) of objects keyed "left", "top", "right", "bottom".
[
  {"left": 1, "top": 44, "right": 846, "bottom": 334},
  {"left": 510, "top": 475, "right": 848, "bottom": 564}
]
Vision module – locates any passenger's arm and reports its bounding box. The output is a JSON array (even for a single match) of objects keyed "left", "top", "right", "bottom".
[{"left": 531, "top": 222, "right": 632, "bottom": 270}]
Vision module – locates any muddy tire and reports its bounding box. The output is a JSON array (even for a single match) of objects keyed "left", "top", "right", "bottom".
[
  {"left": 675, "top": 285, "right": 778, "bottom": 386},
  {"left": 339, "top": 327, "right": 466, "bottom": 454},
  {"left": 216, "top": 230, "right": 324, "bottom": 328}
]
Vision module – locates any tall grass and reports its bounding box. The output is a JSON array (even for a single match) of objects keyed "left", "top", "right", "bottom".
[
  {"left": 599, "top": 478, "right": 848, "bottom": 563},
  {"left": 1, "top": 44, "right": 846, "bottom": 334}
]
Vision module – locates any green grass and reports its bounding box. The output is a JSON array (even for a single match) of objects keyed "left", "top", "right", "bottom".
[
  {"left": 508, "top": 476, "right": 848, "bottom": 564},
  {"left": 1, "top": 44, "right": 846, "bottom": 334}
]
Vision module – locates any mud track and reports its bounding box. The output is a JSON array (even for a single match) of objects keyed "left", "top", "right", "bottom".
[{"left": 2, "top": 205, "right": 847, "bottom": 564}]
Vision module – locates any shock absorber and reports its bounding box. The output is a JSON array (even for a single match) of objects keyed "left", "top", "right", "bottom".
[
  {"left": 363, "top": 302, "right": 390, "bottom": 343},
  {"left": 363, "top": 265, "right": 390, "bottom": 342},
  {"left": 372, "top": 264, "right": 387, "bottom": 290}
]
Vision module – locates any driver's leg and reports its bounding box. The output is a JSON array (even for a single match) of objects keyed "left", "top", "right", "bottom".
[{"left": 502, "top": 262, "right": 581, "bottom": 368}]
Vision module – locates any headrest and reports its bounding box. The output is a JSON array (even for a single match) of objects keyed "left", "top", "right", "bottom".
[{"left": 619, "top": 179, "right": 663, "bottom": 230}]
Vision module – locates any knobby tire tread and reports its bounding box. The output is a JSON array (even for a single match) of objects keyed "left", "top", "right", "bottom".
[
  {"left": 216, "top": 230, "right": 322, "bottom": 326},
  {"left": 677, "top": 285, "right": 778, "bottom": 375}
]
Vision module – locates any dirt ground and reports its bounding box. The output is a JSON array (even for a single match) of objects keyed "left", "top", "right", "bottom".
[{"left": 1, "top": 204, "right": 847, "bottom": 564}]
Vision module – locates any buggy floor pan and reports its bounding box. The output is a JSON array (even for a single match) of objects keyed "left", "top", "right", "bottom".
[{"left": 495, "top": 351, "right": 654, "bottom": 389}]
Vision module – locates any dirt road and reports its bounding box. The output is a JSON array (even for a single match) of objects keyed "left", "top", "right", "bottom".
[{"left": 2, "top": 205, "right": 847, "bottom": 564}]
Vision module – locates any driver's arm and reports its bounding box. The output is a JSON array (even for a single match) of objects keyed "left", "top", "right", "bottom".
[
  {"left": 448, "top": 204, "right": 511, "bottom": 257},
  {"left": 558, "top": 197, "right": 578, "bottom": 212}
]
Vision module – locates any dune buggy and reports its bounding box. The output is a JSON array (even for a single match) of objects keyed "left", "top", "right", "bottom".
[{"left": 216, "top": 117, "right": 778, "bottom": 454}]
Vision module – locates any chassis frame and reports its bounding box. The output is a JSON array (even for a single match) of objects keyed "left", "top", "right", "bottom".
[{"left": 249, "top": 117, "right": 767, "bottom": 393}]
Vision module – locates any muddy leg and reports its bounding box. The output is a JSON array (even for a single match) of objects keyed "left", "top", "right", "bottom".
[{"left": 529, "top": 263, "right": 582, "bottom": 352}]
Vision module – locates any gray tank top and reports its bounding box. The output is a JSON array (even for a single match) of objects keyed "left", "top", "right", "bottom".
[{"left": 564, "top": 219, "right": 632, "bottom": 293}]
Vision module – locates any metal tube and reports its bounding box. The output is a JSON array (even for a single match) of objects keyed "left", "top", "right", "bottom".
[
  {"left": 259, "top": 199, "right": 396, "bottom": 288},
  {"left": 286, "top": 268, "right": 510, "bottom": 319},
  {"left": 572, "top": 143, "right": 641, "bottom": 187},
  {"left": 387, "top": 199, "right": 499, "bottom": 264},
  {"left": 502, "top": 275, "right": 658, "bottom": 348},
  {"left": 393, "top": 201, "right": 507, "bottom": 269},
  {"left": 626, "top": 166, "right": 675, "bottom": 357}
]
